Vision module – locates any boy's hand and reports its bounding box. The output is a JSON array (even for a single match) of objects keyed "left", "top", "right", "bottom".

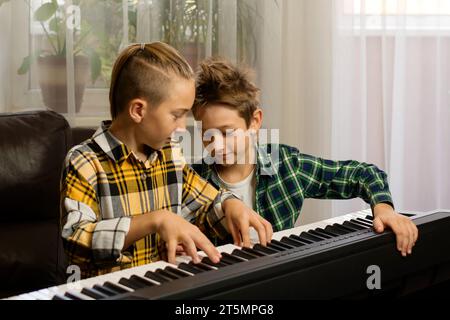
[
  {"left": 153, "top": 210, "right": 221, "bottom": 265},
  {"left": 222, "top": 198, "right": 273, "bottom": 247},
  {"left": 372, "top": 203, "right": 419, "bottom": 257}
]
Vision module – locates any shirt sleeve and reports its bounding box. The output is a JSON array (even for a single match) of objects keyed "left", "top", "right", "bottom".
[
  {"left": 60, "top": 150, "right": 131, "bottom": 268},
  {"left": 181, "top": 163, "right": 237, "bottom": 240},
  {"left": 297, "top": 153, "right": 394, "bottom": 209}
]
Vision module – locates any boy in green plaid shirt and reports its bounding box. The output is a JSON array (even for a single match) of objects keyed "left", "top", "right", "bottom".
[{"left": 191, "top": 58, "right": 418, "bottom": 257}]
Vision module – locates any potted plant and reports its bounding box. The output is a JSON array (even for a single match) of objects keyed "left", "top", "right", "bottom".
[
  {"left": 159, "top": 0, "right": 269, "bottom": 68},
  {"left": 157, "top": 0, "right": 212, "bottom": 68},
  {"left": 15, "top": 0, "right": 101, "bottom": 113}
]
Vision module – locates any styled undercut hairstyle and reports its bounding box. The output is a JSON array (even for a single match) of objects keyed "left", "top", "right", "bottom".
[
  {"left": 109, "top": 42, "right": 194, "bottom": 119},
  {"left": 192, "top": 58, "right": 260, "bottom": 128}
]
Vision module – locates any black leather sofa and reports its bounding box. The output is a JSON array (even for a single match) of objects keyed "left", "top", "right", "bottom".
[{"left": 0, "top": 111, "right": 95, "bottom": 299}]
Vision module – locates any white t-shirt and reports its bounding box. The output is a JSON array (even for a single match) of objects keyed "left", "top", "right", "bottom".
[
  {"left": 213, "top": 169, "right": 256, "bottom": 210},
  {"left": 213, "top": 169, "right": 260, "bottom": 243}
]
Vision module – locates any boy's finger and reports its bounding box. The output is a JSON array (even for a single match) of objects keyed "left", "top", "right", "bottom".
[
  {"left": 182, "top": 238, "right": 200, "bottom": 264},
  {"left": 228, "top": 219, "right": 241, "bottom": 246},
  {"left": 394, "top": 224, "right": 404, "bottom": 254},
  {"left": 166, "top": 241, "right": 178, "bottom": 264},
  {"left": 407, "top": 223, "right": 416, "bottom": 254},
  {"left": 240, "top": 222, "right": 251, "bottom": 248},
  {"left": 194, "top": 234, "right": 221, "bottom": 263},
  {"left": 398, "top": 226, "right": 408, "bottom": 256},
  {"left": 413, "top": 224, "right": 419, "bottom": 243},
  {"left": 373, "top": 217, "right": 384, "bottom": 233},
  {"left": 251, "top": 217, "right": 267, "bottom": 246},
  {"left": 262, "top": 218, "right": 273, "bottom": 243},
  {"left": 176, "top": 245, "right": 185, "bottom": 255}
]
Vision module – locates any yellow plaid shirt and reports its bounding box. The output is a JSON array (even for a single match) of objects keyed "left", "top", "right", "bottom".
[{"left": 61, "top": 121, "right": 232, "bottom": 278}]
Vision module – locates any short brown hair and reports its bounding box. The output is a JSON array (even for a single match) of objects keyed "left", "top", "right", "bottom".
[
  {"left": 109, "top": 42, "right": 194, "bottom": 119},
  {"left": 193, "top": 58, "right": 260, "bottom": 127}
]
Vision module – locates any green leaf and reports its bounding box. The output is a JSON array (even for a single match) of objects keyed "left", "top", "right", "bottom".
[
  {"left": 17, "top": 56, "right": 32, "bottom": 75},
  {"left": 0, "top": 0, "right": 10, "bottom": 8},
  {"left": 84, "top": 48, "right": 102, "bottom": 84},
  {"left": 34, "top": 2, "right": 58, "bottom": 22},
  {"left": 48, "top": 17, "right": 61, "bottom": 33},
  {"left": 17, "top": 51, "right": 42, "bottom": 75}
]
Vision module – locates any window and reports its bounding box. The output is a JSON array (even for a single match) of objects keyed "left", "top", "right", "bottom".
[
  {"left": 9, "top": 0, "right": 260, "bottom": 125},
  {"left": 339, "top": 0, "right": 450, "bottom": 33}
]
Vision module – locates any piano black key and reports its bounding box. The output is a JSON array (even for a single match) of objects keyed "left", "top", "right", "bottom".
[
  {"left": 253, "top": 244, "right": 279, "bottom": 255},
  {"left": 93, "top": 284, "right": 117, "bottom": 297},
  {"left": 130, "top": 275, "right": 156, "bottom": 287},
  {"left": 64, "top": 291, "right": 85, "bottom": 300},
  {"left": 52, "top": 294, "right": 71, "bottom": 300},
  {"left": 189, "top": 261, "right": 216, "bottom": 271},
  {"left": 315, "top": 227, "right": 339, "bottom": 237},
  {"left": 266, "top": 242, "right": 286, "bottom": 252},
  {"left": 300, "top": 231, "right": 327, "bottom": 241},
  {"left": 270, "top": 239, "right": 295, "bottom": 250},
  {"left": 365, "top": 215, "right": 374, "bottom": 220},
  {"left": 156, "top": 268, "right": 180, "bottom": 280},
  {"left": 165, "top": 266, "right": 192, "bottom": 278},
  {"left": 222, "top": 252, "right": 247, "bottom": 262},
  {"left": 144, "top": 271, "right": 171, "bottom": 283},
  {"left": 220, "top": 253, "right": 245, "bottom": 264},
  {"left": 342, "top": 221, "right": 366, "bottom": 231},
  {"left": 308, "top": 229, "right": 332, "bottom": 239},
  {"left": 332, "top": 223, "right": 357, "bottom": 233},
  {"left": 103, "top": 281, "right": 130, "bottom": 294},
  {"left": 178, "top": 262, "right": 205, "bottom": 274},
  {"left": 119, "top": 277, "right": 144, "bottom": 290},
  {"left": 290, "top": 234, "right": 314, "bottom": 244},
  {"left": 242, "top": 247, "right": 266, "bottom": 257},
  {"left": 324, "top": 225, "right": 349, "bottom": 235},
  {"left": 232, "top": 249, "right": 258, "bottom": 260},
  {"left": 280, "top": 236, "right": 306, "bottom": 247},
  {"left": 202, "top": 257, "right": 230, "bottom": 268},
  {"left": 349, "top": 219, "right": 372, "bottom": 228},
  {"left": 81, "top": 287, "right": 108, "bottom": 299},
  {"left": 356, "top": 218, "right": 373, "bottom": 227}
]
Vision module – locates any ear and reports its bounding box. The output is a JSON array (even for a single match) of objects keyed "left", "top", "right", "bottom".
[
  {"left": 249, "top": 108, "right": 263, "bottom": 131},
  {"left": 128, "top": 99, "right": 148, "bottom": 124}
]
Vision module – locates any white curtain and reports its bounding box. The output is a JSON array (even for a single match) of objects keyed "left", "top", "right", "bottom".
[
  {"left": 0, "top": 0, "right": 256, "bottom": 125},
  {"left": 0, "top": 1, "right": 12, "bottom": 113},
  {"left": 332, "top": 0, "right": 450, "bottom": 215}
]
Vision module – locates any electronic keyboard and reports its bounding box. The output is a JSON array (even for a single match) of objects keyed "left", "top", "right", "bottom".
[{"left": 6, "top": 209, "right": 450, "bottom": 300}]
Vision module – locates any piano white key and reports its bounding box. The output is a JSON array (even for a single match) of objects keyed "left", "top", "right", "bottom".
[
  {"left": 32, "top": 260, "right": 193, "bottom": 299},
  {"left": 64, "top": 260, "right": 175, "bottom": 295},
  {"left": 15, "top": 293, "right": 37, "bottom": 300},
  {"left": 272, "top": 221, "right": 332, "bottom": 241},
  {"left": 112, "top": 261, "right": 180, "bottom": 286},
  {"left": 271, "top": 213, "right": 369, "bottom": 242},
  {"left": 349, "top": 213, "right": 373, "bottom": 223},
  {"left": 65, "top": 290, "right": 95, "bottom": 300},
  {"left": 28, "top": 290, "right": 52, "bottom": 300},
  {"left": 352, "top": 209, "right": 372, "bottom": 218},
  {"left": 175, "top": 244, "right": 241, "bottom": 264},
  {"left": 4, "top": 208, "right": 379, "bottom": 300},
  {"left": 217, "top": 244, "right": 242, "bottom": 254},
  {"left": 175, "top": 255, "right": 219, "bottom": 270},
  {"left": 34, "top": 288, "right": 59, "bottom": 300}
]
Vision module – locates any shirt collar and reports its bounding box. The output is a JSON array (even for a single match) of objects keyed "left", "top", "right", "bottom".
[
  {"left": 92, "top": 120, "right": 158, "bottom": 165},
  {"left": 199, "top": 144, "right": 278, "bottom": 182}
]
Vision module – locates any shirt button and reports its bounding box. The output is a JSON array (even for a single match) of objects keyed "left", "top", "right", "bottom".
[{"left": 141, "top": 173, "right": 147, "bottom": 180}]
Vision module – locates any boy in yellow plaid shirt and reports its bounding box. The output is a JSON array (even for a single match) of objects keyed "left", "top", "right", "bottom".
[{"left": 60, "top": 43, "right": 272, "bottom": 278}]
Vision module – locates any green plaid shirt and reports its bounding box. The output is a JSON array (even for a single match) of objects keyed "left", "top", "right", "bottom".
[{"left": 192, "top": 144, "right": 394, "bottom": 232}]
